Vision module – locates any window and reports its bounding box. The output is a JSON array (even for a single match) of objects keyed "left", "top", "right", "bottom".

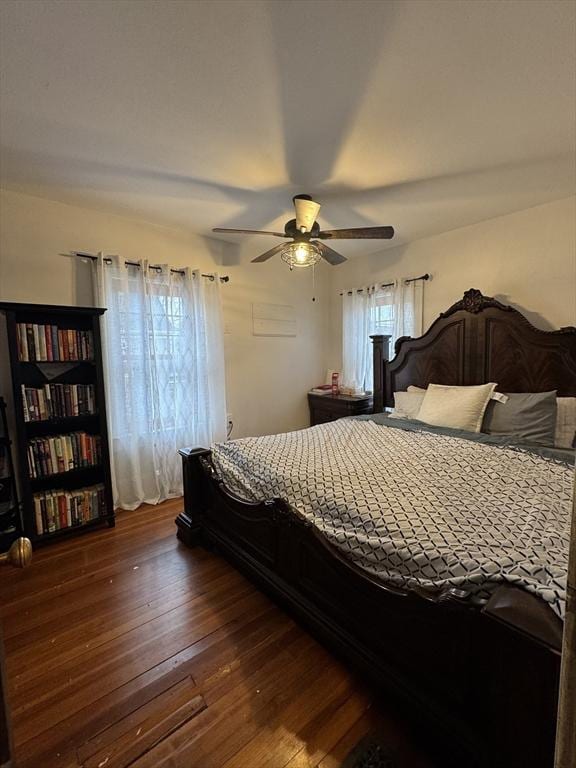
[
  {"left": 371, "top": 289, "right": 397, "bottom": 359},
  {"left": 342, "top": 281, "right": 423, "bottom": 392},
  {"left": 94, "top": 258, "right": 227, "bottom": 509}
]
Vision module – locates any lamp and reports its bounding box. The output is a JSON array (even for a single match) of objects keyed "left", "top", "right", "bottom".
[{"left": 280, "top": 241, "right": 322, "bottom": 269}]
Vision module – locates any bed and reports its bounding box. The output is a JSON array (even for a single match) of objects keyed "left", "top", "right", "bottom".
[{"left": 176, "top": 289, "right": 576, "bottom": 768}]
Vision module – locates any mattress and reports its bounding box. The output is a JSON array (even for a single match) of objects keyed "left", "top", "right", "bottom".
[{"left": 211, "top": 416, "right": 574, "bottom": 619}]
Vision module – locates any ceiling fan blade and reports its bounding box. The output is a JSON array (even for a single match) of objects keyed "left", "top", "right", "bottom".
[
  {"left": 251, "top": 243, "right": 287, "bottom": 263},
  {"left": 293, "top": 195, "right": 321, "bottom": 232},
  {"left": 213, "top": 228, "right": 287, "bottom": 237},
  {"left": 314, "top": 242, "right": 347, "bottom": 266},
  {"left": 318, "top": 226, "right": 395, "bottom": 240}
]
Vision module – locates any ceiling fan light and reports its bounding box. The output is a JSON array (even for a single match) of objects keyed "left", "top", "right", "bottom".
[
  {"left": 294, "top": 197, "right": 321, "bottom": 233},
  {"left": 280, "top": 242, "right": 322, "bottom": 269}
]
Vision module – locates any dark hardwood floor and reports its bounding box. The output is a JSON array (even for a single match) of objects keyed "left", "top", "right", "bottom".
[{"left": 0, "top": 499, "right": 434, "bottom": 768}]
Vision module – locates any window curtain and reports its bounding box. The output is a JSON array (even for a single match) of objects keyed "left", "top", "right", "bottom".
[
  {"left": 93, "top": 256, "right": 227, "bottom": 510},
  {"left": 341, "top": 286, "right": 378, "bottom": 393},
  {"left": 341, "top": 279, "right": 424, "bottom": 392}
]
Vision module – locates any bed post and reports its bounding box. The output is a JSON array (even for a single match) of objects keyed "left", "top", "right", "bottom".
[
  {"left": 370, "top": 334, "right": 390, "bottom": 413},
  {"left": 176, "top": 447, "right": 211, "bottom": 547}
]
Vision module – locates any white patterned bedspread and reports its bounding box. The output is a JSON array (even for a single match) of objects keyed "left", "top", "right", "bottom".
[{"left": 211, "top": 418, "right": 573, "bottom": 618}]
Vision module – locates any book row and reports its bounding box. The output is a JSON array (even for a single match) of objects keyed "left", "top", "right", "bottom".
[
  {"left": 27, "top": 432, "right": 101, "bottom": 478},
  {"left": 16, "top": 323, "right": 94, "bottom": 362},
  {"left": 21, "top": 384, "right": 96, "bottom": 422},
  {"left": 33, "top": 484, "right": 106, "bottom": 536}
]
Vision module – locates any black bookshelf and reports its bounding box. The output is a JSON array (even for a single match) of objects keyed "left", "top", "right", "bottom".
[{"left": 0, "top": 302, "right": 115, "bottom": 545}]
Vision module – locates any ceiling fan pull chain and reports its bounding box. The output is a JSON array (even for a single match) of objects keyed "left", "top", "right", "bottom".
[{"left": 312, "top": 263, "right": 316, "bottom": 302}]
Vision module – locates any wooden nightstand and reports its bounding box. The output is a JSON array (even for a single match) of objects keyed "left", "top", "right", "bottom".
[{"left": 308, "top": 392, "right": 373, "bottom": 426}]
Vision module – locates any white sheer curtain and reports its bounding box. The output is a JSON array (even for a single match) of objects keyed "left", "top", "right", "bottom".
[
  {"left": 93, "top": 256, "right": 227, "bottom": 510},
  {"left": 341, "top": 279, "right": 423, "bottom": 392},
  {"left": 342, "top": 286, "right": 378, "bottom": 393}
]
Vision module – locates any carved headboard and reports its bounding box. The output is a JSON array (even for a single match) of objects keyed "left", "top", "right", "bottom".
[{"left": 371, "top": 288, "right": 576, "bottom": 411}]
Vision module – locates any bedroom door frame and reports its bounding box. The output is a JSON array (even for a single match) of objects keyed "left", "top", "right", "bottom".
[{"left": 0, "top": 628, "right": 12, "bottom": 768}]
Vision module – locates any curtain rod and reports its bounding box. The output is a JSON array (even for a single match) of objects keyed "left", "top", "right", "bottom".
[
  {"left": 339, "top": 273, "right": 430, "bottom": 297},
  {"left": 65, "top": 251, "right": 230, "bottom": 282}
]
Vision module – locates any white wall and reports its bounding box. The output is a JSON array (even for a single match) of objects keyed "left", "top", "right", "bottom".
[
  {"left": 0, "top": 189, "right": 331, "bottom": 438},
  {"left": 329, "top": 196, "right": 576, "bottom": 370}
]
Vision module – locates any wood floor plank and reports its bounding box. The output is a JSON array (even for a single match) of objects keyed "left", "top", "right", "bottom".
[
  {"left": 3, "top": 533, "right": 199, "bottom": 621},
  {"left": 219, "top": 660, "right": 357, "bottom": 768},
  {"left": 8, "top": 569, "right": 244, "bottom": 705},
  {"left": 8, "top": 565, "right": 234, "bottom": 684},
  {"left": 0, "top": 520, "right": 189, "bottom": 618},
  {"left": 317, "top": 710, "right": 378, "bottom": 768},
  {"left": 1, "top": 503, "right": 185, "bottom": 593},
  {"left": 12, "top": 580, "right": 265, "bottom": 742},
  {"left": 0, "top": 520, "right": 186, "bottom": 618},
  {"left": 0, "top": 497, "right": 434, "bottom": 768},
  {"left": 15, "top": 606, "right": 280, "bottom": 768},
  {"left": 77, "top": 676, "right": 199, "bottom": 763},
  {"left": 131, "top": 632, "right": 329, "bottom": 768},
  {"left": 269, "top": 686, "right": 372, "bottom": 768},
  {"left": 84, "top": 694, "right": 206, "bottom": 768},
  {"left": 79, "top": 676, "right": 206, "bottom": 768}
]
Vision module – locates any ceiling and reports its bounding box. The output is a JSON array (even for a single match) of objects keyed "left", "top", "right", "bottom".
[{"left": 1, "top": 0, "right": 575, "bottom": 259}]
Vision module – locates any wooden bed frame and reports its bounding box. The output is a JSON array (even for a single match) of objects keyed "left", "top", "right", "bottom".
[{"left": 176, "top": 289, "right": 576, "bottom": 768}]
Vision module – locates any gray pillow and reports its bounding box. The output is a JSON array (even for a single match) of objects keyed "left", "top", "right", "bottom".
[{"left": 482, "top": 391, "right": 557, "bottom": 446}]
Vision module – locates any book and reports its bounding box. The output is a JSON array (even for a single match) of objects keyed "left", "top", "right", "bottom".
[
  {"left": 33, "top": 495, "right": 43, "bottom": 533},
  {"left": 51, "top": 325, "right": 59, "bottom": 360},
  {"left": 15, "top": 323, "right": 94, "bottom": 362},
  {"left": 45, "top": 325, "right": 52, "bottom": 360},
  {"left": 16, "top": 324, "right": 29, "bottom": 361},
  {"left": 32, "top": 483, "right": 105, "bottom": 535},
  {"left": 309, "top": 385, "right": 334, "bottom": 395},
  {"left": 26, "top": 324, "right": 35, "bottom": 360},
  {"left": 21, "top": 383, "right": 96, "bottom": 422}
]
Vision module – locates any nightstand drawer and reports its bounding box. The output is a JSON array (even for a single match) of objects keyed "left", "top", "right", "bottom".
[
  {"left": 313, "top": 410, "right": 336, "bottom": 425},
  {"left": 308, "top": 393, "right": 373, "bottom": 426}
]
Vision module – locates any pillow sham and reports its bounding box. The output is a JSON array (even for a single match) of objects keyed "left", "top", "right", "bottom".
[
  {"left": 409, "top": 384, "right": 505, "bottom": 401},
  {"left": 388, "top": 390, "right": 426, "bottom": 420},
  {"left": 417, "top": 383, "right": 497, "bottom": 432},
  {"left": 556, "top": 397, "right": 576, "bottom": 449},
  {"left": 482, "top": 391, "right": 557, "bottom": 446}
]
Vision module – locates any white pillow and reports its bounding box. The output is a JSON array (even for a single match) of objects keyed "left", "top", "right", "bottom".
[
  {"left": 555, "top": 397, "right": 576, "bottom": 449},
  {"left": 389, "top": 390, "right": 426, "bottom": 420},
  {"left": 417, "top": 383, "right": 497, "bottom": 433},
  {"left": 410, "top": 384, "right": 505, "bottom": 402}
]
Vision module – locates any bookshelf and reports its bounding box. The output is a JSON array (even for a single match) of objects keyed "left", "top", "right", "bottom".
[{"left": 0, "top": 302, "right": 115, "bottom": 545}]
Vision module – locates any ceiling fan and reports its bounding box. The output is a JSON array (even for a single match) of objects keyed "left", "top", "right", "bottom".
[{"left": 213, "top": 194, "right": 394, "bottom": 268}]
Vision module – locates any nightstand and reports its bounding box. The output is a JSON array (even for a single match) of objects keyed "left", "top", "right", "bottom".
[{"left": 308, "top": 392, "right": 373, "bottom": 426}]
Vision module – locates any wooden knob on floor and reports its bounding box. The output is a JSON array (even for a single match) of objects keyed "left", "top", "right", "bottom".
[{"left": 0, "top": 538, "right": 33, "bottom": 568}]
